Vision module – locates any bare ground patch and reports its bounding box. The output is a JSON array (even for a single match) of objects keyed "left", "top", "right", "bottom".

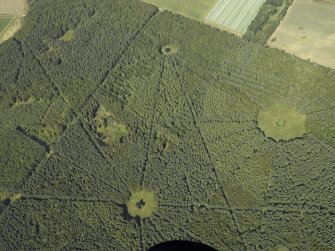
[{"left": 268, "top": 0, "right": 335, "bottom": 69}]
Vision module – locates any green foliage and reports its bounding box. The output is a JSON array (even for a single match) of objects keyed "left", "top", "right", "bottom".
[
  {"left": 0, "top": 129, "right": 45, "bottom": 189},
  {"left": 243, "top": 0, "right": 294, "bottom": 44},
  {"left": 269, "top": 245, "right": 290, "bottom": 251},
  {"left": 258, "top": 104, "right": 306, "bottom": 141},
  {"left": 0, "top": 0, "right": 334, "bottom": 250}
]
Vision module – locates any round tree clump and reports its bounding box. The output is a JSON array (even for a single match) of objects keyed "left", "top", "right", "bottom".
[
  {"left": 127, "top": 190, "right": 157, "bottom": 219},
  {"left": 258, "top": 104, "right": 306, "bottom": 142},
  {"left": 161, "top": 44, "right": 178, "bottom": 56}
]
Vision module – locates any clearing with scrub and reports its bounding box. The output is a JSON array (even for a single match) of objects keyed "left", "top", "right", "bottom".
[{"left": 206, "top": 0, "right": 267, "bottom": 34}]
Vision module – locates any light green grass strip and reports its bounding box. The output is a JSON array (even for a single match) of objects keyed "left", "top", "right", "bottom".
[{"left": 142, "top": 0, "right": 219, "bottom": 21}]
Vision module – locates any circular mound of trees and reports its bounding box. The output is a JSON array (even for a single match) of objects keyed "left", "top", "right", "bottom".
[{"left": 258, "top": 104, "right": 306, "bottom": 141}]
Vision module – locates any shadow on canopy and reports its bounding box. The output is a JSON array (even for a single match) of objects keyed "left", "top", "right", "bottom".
[{"left": 148, "top": 240, "right": 218, "bottom": 251}]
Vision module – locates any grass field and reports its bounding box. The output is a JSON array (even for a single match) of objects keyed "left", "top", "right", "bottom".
[
  {"left": 268, "top": 0, "right": 335, "bottom": 69},
  {"left": 141, "top": 0, "right": 219, "bottom": 20},
  {"left": 0, "top": 17, "right": 13, "bottom": 34},
  {"left": 206, "top": 0, "right": 266, "bottom": 34}
]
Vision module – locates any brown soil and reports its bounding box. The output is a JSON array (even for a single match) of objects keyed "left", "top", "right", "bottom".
[
  {"left": 0, "top": 0, "right": 27, "bottom": 16},
  {"left": 268, "top": 0, "right": 335, "bottom": 69}
]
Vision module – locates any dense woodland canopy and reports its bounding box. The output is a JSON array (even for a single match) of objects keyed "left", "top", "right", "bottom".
[{"left": 0, "top": 0, "right": 334, "bottom": 250}]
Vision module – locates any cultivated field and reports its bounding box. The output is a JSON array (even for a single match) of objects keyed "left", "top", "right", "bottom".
[
  {"left": 206, "top": 0, "right": 266, "bottom": 34},
  {"left": 141, "top": 0, "right": 219, "bottom": 21},
  {"left": 0, "top": 0, "right": 27, "bottom": 16},
  {"left": 0, "top": 18, "right": 21, "bottom": 44},
  {"left": 268, "top": 0, "right": 335, "bottom": 69},
  {"left": 0, "top": 17, "right": 12, "bottom": 34}
]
